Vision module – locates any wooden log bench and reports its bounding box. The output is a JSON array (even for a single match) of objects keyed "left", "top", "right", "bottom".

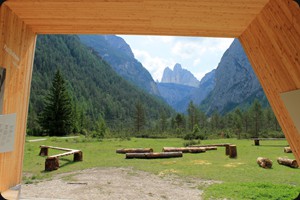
[
  {"left": 162, "top": 147, "right": 206, "bottom": 153},
  {"left": 126, "top": 152, "right": 183, "bottom": 159},
  {"left": 189, "top": 143, "right": 231, "bottom": 148},
  {"left": 39, "top": 145, "right": 83, "bottom": 171},
  {"left": 252, "top": 138, "right": 286, "bottom": 146},
  {"left": 116, "top": 148, "right": 153, "bottom": 154}
]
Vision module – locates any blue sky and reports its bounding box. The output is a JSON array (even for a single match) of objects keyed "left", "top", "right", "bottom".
[{"left": 119, "top": 35, "right": 234, "bottom": 82}]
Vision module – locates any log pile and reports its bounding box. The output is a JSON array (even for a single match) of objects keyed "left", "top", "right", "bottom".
[
  {"left": 162, "top": 147, "right": 206, "bottom": 153},
  {"left": 257, "top": 157, "right": 273, "bottom": 169},
  {"left": 126, "top": 152, "right": 183, "bottom": 159},
  {"left": 277, "top": 157, "right": 298, "bottom": 168},
  {"left": 284, "top": 147, "right": 292, "bottom": 153},
  {"left": 116, "top": 148, "right": 153, "bottom": 154}
]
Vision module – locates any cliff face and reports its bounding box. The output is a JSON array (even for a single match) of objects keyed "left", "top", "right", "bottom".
[
  {"left": 79, "top": 35, "right": 160, "bottom": 96},
  {"left": 201, "top": 39, "right": 267, "bottom": 114},
  {"left": 161, "top": 63, "right": 200, "bottom": 87},
  {"left": 158, "top": 68, "right": 215, "bottom": 113}
]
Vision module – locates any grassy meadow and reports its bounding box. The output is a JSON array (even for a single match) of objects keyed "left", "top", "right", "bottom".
[{"left": 23, "top": 136, "right": 300, "bottom": 199}]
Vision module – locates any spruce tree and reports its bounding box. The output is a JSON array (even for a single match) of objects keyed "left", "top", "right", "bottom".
[
  {"left": 134, "top": 102, "right": 146, "bottom": 133},
  {"left": 40, "top": 70, "right": 73, "bottom": 136}
]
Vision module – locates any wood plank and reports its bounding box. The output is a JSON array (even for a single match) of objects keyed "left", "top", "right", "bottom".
[
  {"left": 3, "top": 0, "right": 269, "bottom": 37},
  {"left": 239, "top": 0, "right": 300, "bottom": 164},
  {"left": 40, "top": 145, "right": 78, "bottom": 152},
  {"left": 0, "top": 4, "right": 36, "bottom": 192}
]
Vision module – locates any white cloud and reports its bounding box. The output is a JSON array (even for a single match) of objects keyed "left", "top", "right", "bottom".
[
  {"left": 132, "top": 48, "right": 175, "bottom": 81},
  {"left": 172, "top": 41, "right": 206, "bottom": 59},
  {"left": 120, "top": 35, "right": 234, "bottom": 82}
]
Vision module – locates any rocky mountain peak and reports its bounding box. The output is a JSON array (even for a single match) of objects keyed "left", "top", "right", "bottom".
[{"left": 161, "top": 64, "right": 199, "bottom": 87}]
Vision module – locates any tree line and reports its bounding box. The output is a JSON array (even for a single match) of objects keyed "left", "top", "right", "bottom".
[{"left": 32, "top": 68, "right": 282, "bottom": 140}]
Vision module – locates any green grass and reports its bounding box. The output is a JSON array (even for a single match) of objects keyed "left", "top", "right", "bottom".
[
  {"left": 204, "top": 182, "right": 300, "bottom": 200},
  {"left": 23, "top": 137, "right": 300, "bottom": 199}
]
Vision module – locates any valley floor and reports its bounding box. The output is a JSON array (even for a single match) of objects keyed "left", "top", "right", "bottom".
[{"left": 21, "top": 167, "right": 215, "bottom": 200}]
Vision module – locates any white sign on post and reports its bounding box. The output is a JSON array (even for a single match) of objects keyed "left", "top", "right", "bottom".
[{"left": 0, "top": 113, "right": 17, "bottom": 153}]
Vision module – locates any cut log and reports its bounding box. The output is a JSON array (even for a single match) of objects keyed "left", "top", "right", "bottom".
[
  {"left": 190, "top": 143, "right": 231, "bottom": 147},
  {"left": 45, "top": 157, "right": 59, "bottom": 171},
  {"left": 277, "top": 157, "right": 298, "bottom": 168},
  {"left": 116, "top": 148, "right": 153, "bottom": 154},
  {"left": 229, "top": 145, "right": 237, "bottom": 158},
  {"left": 284, "top": 147, "right": 292, "bottom": 153},
  {"left": 257, "top": 157, "right": 273, "bottom": 169},
  {"left": 39, "top": 146, "right": 48, "bottom": 156},
  {"left": 126, "top": 152, "right": 183, "bottom": 159},
  {"left": 225, "top": 144, "right": 230, "bottom": 156},
  {"left": 74, "top": 151, "right": 83, "bottom": 162},
  {"left": 203, "top": 146, "right": 217, "bottom": 151},
  {"left": 162, "top": 147, "right": 206, "bottom": 153}
]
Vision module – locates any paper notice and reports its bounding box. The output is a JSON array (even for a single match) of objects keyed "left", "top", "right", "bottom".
[{"left": 0, "top": 113, "right": 17, "bottom": 153}]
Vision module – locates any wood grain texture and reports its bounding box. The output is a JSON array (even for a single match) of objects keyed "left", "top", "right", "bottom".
[
  {"left": 0, "top": 4, "right": 36, "bottom": 192},
  {"left": 3, "top": 0, "right": 270, "bottom": 37},
  {"left": 239, "top": 0, "right": 300, "bottom": 164}
]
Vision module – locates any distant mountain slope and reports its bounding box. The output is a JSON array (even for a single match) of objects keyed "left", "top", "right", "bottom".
[
  {"left": 161, "top": 63, "right": 200, "bottom": 87},
  {"left": 158, "top": 69, "right": 215, "bottom": 113},
  {"left": 78, "top": 35, "right": 160, "bottom": 96},
  {"left": 201, "top": 39, "right": 268, "bottom": 114},
  {"left": 30, "top": 35, "right": 173, "bottom": 129},
  {"left": 157, "top": 83, "right": 198, "bottom": 113}
]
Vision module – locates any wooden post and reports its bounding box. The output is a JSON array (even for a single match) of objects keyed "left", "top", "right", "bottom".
[
  {"left": 73, "top": 151, "right": 83, "bottom": 162},
  {"left": 0, "top": 4, "right": 37, "bottom": 192},
  {"left": 225, "top": 144, "right": 230, "bottom": 156},
  {"left": 229, "top": 145, "right": 237, "bottom": 158},
  {"left": 254, "top": 139, "right": 260, "bottom": 146},
  {"left": 45, "top": 157, "right": 59, "bottom": 171},
  {"left": 39, "top": 147, "right": 48, "bottom": 156}
]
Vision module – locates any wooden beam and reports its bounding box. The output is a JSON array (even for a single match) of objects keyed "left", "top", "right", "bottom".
[
  {"left": 3, "top": 0, "right": 269, "bottom": 37},
  {"left": 239, "top": 0, "right": 300, "bottom": 164},
  {"left": 0, "top": 4, "right": 36, "bottom": 192}
]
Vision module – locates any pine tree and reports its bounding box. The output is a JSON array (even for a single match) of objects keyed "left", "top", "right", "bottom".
[
  {"left": 39, "top": 70, "right": 73, "bottom": 136},
  {"left": 187, "top": 101, "right": 199, "bottom": 130},
  {"left": 134, "top": 101, "right": 146, "bottom": 133},
  {"left": 250, "top": 99, "right": 263, "bottom": 138}
]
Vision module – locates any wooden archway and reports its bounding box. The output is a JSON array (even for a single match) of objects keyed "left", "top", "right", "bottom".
[{"left": 0, "top": 0, "right": 299, "bottom": 195}]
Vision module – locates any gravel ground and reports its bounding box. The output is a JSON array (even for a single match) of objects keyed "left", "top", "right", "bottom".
[{"left": 21, "top": 167, "right": 216, "bottom": 200}]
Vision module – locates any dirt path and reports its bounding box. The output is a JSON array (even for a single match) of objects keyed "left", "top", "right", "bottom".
[{"left": 21, "top": 167, "right": 216, "bottom": 200}]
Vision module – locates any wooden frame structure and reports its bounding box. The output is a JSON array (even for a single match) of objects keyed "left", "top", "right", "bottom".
[{"left": 0, "top": 0, "right": 299, "bottom": 195}]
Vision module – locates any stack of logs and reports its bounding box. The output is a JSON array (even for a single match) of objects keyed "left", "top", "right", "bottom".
[
  {"left": 116, "top": 148, "right": 183, "bottom": 159},
  {"left": 117, "top": 143, "right": 238, "bottom": 159}
]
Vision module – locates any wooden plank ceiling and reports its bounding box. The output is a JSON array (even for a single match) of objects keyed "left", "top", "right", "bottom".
[{"left": 4, "top": 0, "right": 270, "bottom": 37}]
